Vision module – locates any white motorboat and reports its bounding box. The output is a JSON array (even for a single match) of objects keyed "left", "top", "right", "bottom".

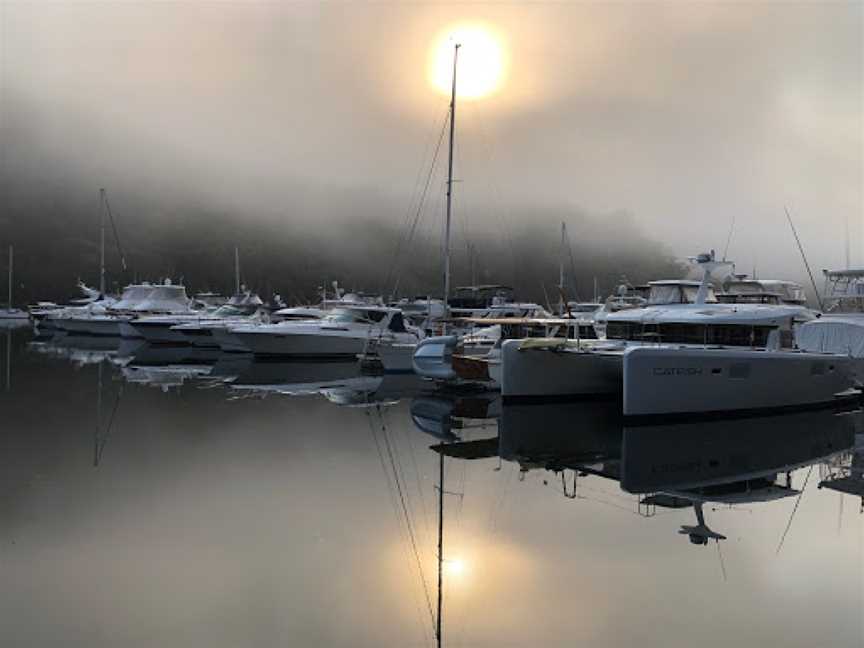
[
  {"left": 502, "top": 251, "right": 856, "bottom": 418},
  {"left": 59, "top": 281, "right": 194, "bottom": 338},
  {"left": 794, "top": 267, "right": 864, "bottom": 384},
  {"left": 131, "top": 291, "right": 263, "bottom": 344},
  {"left": 412, "top": 317, "right": 593, "bottom": 387},
  {"left": 229, "top": 305, "right": 420, "bottom": 359}
]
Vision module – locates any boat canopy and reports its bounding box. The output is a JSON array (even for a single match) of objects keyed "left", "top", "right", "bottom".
[
  {"left": 723, "top": 280, "right": 806, "bottom": 304},
  {"left": 647, "top": 280, "right": 717, "bottom": 305},
  {"left": 608, "top": 303, "right": 812, "bottom": 327},
  {"left": 797, "top": 317, "right": 864, "bottom": 358}
]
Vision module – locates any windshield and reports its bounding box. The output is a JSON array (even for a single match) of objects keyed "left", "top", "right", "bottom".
[
  {"left": 324, "top": 308, "right": 387, "bottom": 324},
  {"left": 212, "top": 305, "right": 246, "bottom": 317},
  {"left": 648, "top": 285, "right": 716, "bottom": 304}
]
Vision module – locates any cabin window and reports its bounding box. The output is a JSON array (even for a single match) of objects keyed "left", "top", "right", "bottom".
[
  {"left": 606, "top": 322, "right": 773, "bottom": 347},
  {"left": 387, "top": 312, "right": 406, "bottom": 333}
]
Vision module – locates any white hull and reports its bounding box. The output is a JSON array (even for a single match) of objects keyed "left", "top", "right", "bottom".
[
  {"left": 501, "top": 339, "right": 623, "bottom": 401},
  {"left": 61, "top": 316, "right": 125, "bottom": 337},
  {"left": 233, "top": 329, "right": 370, "bottom": 358},
  {"left": 119, "top": 322, "right": 143, "bottom": 339},
  {"left": 622, "top": 346, "right": 856, "bottom": 419},
  {"left": 212, "top": 328, "right": 250, "bottom": 353},
  {"left": 0, "top": 308, "right": 29, "bottom": 321},
  {"left": 374, "top": 341, "right": 417, "bottom": 372},
  {"left": 130, "top": 321, "right": 189, "bottom": 345}
]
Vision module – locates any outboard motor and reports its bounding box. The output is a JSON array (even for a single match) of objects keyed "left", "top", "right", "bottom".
[{"left": 413, "top": 335, "right": 459, "bottom": 380}]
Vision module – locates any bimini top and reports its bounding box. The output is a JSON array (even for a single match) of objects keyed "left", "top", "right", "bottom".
[
  {"left": 607, "top": 302, "right": 813, "bottom": 327},
  {"left": 721, "top": 279, "right": 806, "bottom": 305},
  {"left": 646, "top": 280, "right": 717, "bottom": 305},
  {"left": 112, "top": 283, "right": 190, "bottom": 313}
]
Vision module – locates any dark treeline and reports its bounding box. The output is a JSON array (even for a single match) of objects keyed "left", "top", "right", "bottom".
[
  {"left": 0, "top": 189, "right": 684, "bottom": 307},
  {"left": 1, "top": 109, "right": 684, "bottom": 307}
]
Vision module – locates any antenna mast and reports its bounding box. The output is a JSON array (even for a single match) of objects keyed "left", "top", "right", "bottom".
[
  {"left": 99, "top": 189, "right": 106, "bottom": 295},
  {"left": 558, "top": 222, "right": 566, "bottom": 315},
  {"left": 7, "top": 245, "right": 12, "bottom": 311},
  {"left": 443, "top": 43, "right": 460, "bottom": 316},
  {"left": 234, "top": 247, "right": 241, "bottom": 295}
]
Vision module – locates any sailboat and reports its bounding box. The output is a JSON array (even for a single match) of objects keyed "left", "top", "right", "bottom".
[{"left": 0, "top": 245, "right": 29, "bottom": 322}]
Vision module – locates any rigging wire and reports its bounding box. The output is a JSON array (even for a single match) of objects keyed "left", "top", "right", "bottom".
[
  {"left": 776, "top": 465, "right": 814, "bottom": 554},
  {"left": 102, "top": 192, "right": 128, "bottom": 273},
  {"left": 385, "top": 107, "right": 451, "bottom": 299},
  {"left": 721, "top": 213, "right": 736, "bottom": 262},
  {"left": 785, "top": 206, "right": 823, "bottom": 311},
  {"left": 375, "top": 407, "right": 437, "bottom": 634},
  {"left": 95, "top": 380, "right": 124, "bottom": 466},
  {"left": 716, "top": 539, "right": 728, "bottom": 582},
  {"left": 364, "top": 409, "right": 432, "bottom": 647}
]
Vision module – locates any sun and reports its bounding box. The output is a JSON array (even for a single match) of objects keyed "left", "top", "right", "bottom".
[
  {"left": 444, "top": 558, "right": 467, "bottom": 577},
  {"left": 429, "top": 25, "right": 507, "bottom": 100}
]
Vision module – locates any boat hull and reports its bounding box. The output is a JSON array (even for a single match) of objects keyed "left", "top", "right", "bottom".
[
  {"left": 622, "top": 346, "right": 857, "bottom": 420},
  {"left": 61, "top": 316, "right": 124, "bottom": 337},
  {"left": 501, "top": 339, "right": 623, "bottom": 402},
  {"left": 130, "top": 320, "right": 190, "bottom": 345},
  {"left": 232, "top": 330, "right": 369, "bottom": 359}
]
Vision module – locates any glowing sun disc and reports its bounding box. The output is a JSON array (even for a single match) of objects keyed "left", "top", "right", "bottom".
[{"left": 429, "top": 25, "right": 506, "bottom": 100}]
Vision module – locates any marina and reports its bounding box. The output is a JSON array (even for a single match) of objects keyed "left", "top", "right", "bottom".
[{"left": 2, "top": 2, "right": 861, "bottom": 646}]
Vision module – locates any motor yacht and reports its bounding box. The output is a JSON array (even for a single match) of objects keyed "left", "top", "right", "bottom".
[
  {"left": 57, "top": 281, "right": 194, "bottom": 337},
  {"left": 131, "top": 290, "right": 264, "bottom": 344},
  {"left": 501, "top": 252, "right": 856, "bottom": 418},
  {"left": 228, "top": 305, "right": 420, "bottom": 359},
  {"left": 718, "top": 275, "right": 807, "bottom": 306}
]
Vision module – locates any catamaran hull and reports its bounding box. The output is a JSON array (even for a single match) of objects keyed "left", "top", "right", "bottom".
[
  {"left": 232, "top": 330, "right": 369, "bottom": 359},
  {"left": 501, "top": 339, "right": 622, "bottom": 402},
  {"left": 622, "top": 347, "right": 856, "bottom": 420}
]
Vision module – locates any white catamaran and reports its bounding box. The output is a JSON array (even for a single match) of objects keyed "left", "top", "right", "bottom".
[{"left": 501, "top": 251, "right": 856, "bottom": 418}]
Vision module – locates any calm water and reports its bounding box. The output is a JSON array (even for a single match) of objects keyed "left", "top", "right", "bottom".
[{"left": 1, "top": 327, "right": 862, "bottom": 647}]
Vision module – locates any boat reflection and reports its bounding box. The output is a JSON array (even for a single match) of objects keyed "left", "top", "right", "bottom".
[
  {"left": 29, "top": 331, "right": 142, "bottom": 367},
  {"left": 431, "top": 401, "right": 859, "bottom": 545},
  {"left": 621, "top": 409, "right": 857, "bottom": 543},
  {"left": 819, "top": 419, "right": 864, "bottom": 512}
]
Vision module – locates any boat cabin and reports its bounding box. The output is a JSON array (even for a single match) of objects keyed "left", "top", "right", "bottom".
[
  {"left": 322, "top": 306, "right": 407, "bottom": 332},
  {"left": 822, "top": 268, "right": 864, "bottom": 314},
  {"left": 449, "top": 285, "right": 514, "bottom": 310},
  {"left": 646, "top": 280, "right": 717, "bottom": 305},
  {"left": 718, "top": 279, "right": 806, "bottom": 306},
  {"left": 605, "top": 305, "right": 809, "bottom": 349}
]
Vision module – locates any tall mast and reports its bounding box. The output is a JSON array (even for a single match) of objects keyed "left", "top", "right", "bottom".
[
  {"left": 443, "top": 43, "right": 460, "bottom": 313},
  {"left": 558, "top": 222, "right": 566, "bottom": 314},
  {"left": 7, "top": 245, "right": 13, "bottom": 310},
  {"left": 845, "top": 216, "right": 851, "bottom": 269},
  {"left": 436, "top": 445, "right": 444, "bottom": 648},
  {"left": 99, "top": 188, "right": 106, "bottom": 296},
  {"left": 234, "top": 246, "right": 241, "bottom": 295}
]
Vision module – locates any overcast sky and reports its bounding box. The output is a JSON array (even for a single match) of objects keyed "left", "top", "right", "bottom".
[{"left": 1, "top": 1, "right": 861, "bottom": 280}]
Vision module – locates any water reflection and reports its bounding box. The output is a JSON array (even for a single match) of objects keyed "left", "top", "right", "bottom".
[{"left": 5, "top": 329, "right": 863, "bottom": 647}]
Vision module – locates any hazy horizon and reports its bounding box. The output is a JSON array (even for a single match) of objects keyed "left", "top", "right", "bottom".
[{"left": 1, "top": 2, "right": 861, "bottom": 296}]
